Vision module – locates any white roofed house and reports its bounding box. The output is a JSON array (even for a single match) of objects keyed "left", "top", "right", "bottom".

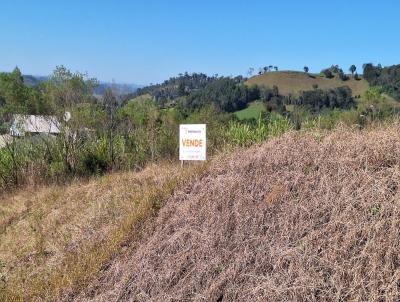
[{"left": 10, "top": 114, "right": 61, "bottom": 137}]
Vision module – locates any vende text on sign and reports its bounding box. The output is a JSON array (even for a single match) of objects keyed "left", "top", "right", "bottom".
[{"left": 179, "top": 124, "right": 206, "bottom": 161}]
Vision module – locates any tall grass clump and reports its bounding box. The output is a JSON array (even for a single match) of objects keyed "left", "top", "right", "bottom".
[{"left": 226, "top": 114, "right": 292, "bottom": 147}]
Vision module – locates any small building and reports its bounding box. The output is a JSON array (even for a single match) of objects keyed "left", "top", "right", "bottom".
[{"left": 10, "top": 114, "right": 61, "bottom": 137}]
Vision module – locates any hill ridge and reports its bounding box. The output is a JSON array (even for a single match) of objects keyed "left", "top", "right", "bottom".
[{"left": 246, "top": 71, "right": 370, "bottom": 97}]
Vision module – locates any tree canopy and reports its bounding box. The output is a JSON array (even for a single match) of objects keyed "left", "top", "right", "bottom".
[{"left": 363, "top": 63, "right": 400, "bottom": 99}]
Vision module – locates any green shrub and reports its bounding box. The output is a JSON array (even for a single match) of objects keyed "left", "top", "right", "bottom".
[
  {"left": 82, "top": 152, "right": 109, "bottom": 174},
  {"left": 225, "top": 114, "right": 292, "bottom": 147},
  {"left": 48, "top": 161, "right": 66, "bottom": 180}
]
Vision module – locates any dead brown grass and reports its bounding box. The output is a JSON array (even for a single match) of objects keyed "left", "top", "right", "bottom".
[
  {"left": 72, "top": 123, "right": 400, "bottom": 302},
  {"left": 0, "top": 161, "right": 206, "bottom": 301}
]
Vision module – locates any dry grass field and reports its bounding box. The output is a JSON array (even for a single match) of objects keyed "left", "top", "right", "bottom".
[
  {"left": 71, "top": 123, "right": 400, "bottom": 302},
  {"left": 3, "top": 123, "right": 400, "bottom": 301},
  {"left": 0, "top": 162, "right": 206, "bottom": 301}
]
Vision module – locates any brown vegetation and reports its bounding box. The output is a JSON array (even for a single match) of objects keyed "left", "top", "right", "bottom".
[
  {"left": 0, "top": 162, "right": 206, "bottom": 301},
  {"left": 71, "top": 124, "right": 400, "bottom": 302}
]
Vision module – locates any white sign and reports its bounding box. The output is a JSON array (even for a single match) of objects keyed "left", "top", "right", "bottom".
[{"left": 179, "top": 124, "right": 206, "bottom": 161}]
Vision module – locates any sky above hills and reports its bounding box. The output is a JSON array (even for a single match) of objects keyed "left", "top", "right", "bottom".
[{"left": 0, "top": 0, "right": 399, "bottom": 85}]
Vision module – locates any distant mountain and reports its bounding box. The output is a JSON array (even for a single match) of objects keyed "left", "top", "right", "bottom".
[
  {"left": 94, "top": 82, "right": 143, "bottom": 96},
  {"left": 22, "top": 75, "right": 142, "bottom": 96},
  {"left": 23, "top": 75, "right": 48, "bottom": 87}
]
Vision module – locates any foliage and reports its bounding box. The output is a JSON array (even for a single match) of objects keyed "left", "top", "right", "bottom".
[
  {"left": 363, "top": 63, "right": 400, "bottom": 99},
  {"left": 358, "top": 87, "right": 398, "bottom": 122},
  {"left": 321, "top": 68, "right": 334, "bottom": 79},
  {"left": 259, "top": 85, "right": 286, "bottom": 113},
  {"left": 289, "top": 86, "right": 398, "bottom": 130},
  {"left": 185, "top": 105, "right": 231, "bottom": 151},
  {"left": 349, "top": 64, "right": 357, "bottom": 75},
  {"left": 132, "top": 72, "right": 216, "bottom": 105},
  {"left": 133, "top": 73, "right": 258, "bottom": 114},
  {"left": 0, "top": 67, "right": 50, "bottom": 133},
  {"left": 42, "top": 65, "right": 98, "bottom": 114},
  {"left": 288, "top": 86, "right": 355, "bottom": 112},
  {"left": 321, "top": 65, "right": 348, "bottom": 81},
  {"left": 184, "top": 77, "right": 258, "bottom": 112},
  {"left": 225, "top": 114, "right": 292, "bottom": 147}
]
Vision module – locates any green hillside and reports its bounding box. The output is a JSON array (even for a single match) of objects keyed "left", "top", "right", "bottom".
[
  {"left": 246, "top": 71, "right": 370, "bottom": 97},
  {"left": 234, "top": 101, "right": 266, "bottom": 120}
]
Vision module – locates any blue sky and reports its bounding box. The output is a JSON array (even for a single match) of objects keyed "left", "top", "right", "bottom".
[{"left": 0, "top": 0, "right": 399, "bottom": 85}]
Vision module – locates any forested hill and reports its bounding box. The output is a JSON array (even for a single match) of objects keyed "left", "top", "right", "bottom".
[
  {"left": 128, "top": 68, "right": 364, "bottom": 114},
  {"left": 129, "top": 73, "right": 255, "bottom": 111},
  {"left": 93, "top": 82, "right": 142, "bottom": 96},
  {"left": 23, "top": 75, "right": 48, "bottom": 86},
  {"left": 131, "top": 73, "right": 228, "bottom": 104}
]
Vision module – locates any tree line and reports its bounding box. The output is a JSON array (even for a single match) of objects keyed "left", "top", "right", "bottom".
[{"left": 363, "top": 63, "right": 400, "bottom": 99}]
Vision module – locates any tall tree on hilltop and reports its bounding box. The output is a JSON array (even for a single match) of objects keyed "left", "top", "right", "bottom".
[{"left": 349, "top": 65, "right": 357, "bottom": 75}]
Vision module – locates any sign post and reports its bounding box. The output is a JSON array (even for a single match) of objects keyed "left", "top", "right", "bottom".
[{"left": 179, "top": 124, "right": 206, "bottom": 166}]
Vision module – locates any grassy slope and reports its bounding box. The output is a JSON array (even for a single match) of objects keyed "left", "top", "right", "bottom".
[
  {"left": 246, "top": 71, "right": 370, "bottom": 96},
  {"left": 0, "top": 162, "right": 206, "bottom": 301},
  {"left": 234, "top": 101, "right": 266, "bottom": 120}
]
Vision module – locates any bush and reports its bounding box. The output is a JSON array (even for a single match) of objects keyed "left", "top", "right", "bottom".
[
  {"left": 82, "top": 152, "right": 109, "bottom": 174},
  {"left": 289, "top": 86, "right": 355, "bottom": 113},
  {"left": 338, "top": 70, "right": 349, "bottom": 81},
  {"left": 321, "top": 69, "right": 334, "bottom": 79},
  {"left": 362, "top": 63, "right": 400, "bottom": 99},
  {"left": 48, "top": 161, "right": 67, "bottom": 181}
]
